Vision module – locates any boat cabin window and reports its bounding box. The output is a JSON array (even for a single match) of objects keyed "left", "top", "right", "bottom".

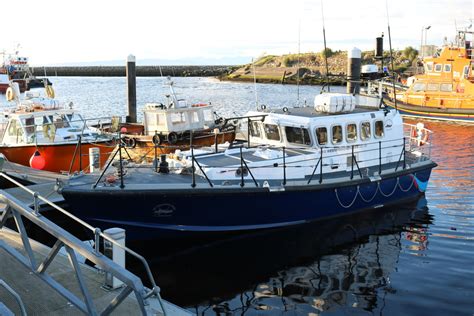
[
  {"left": 285, "top": 127, "right": 311, "bottom": 145},
  {"left": 203, "top": 109, "right": 214, "bottom": 122},
  {"left": 346, "top": 124, "right": 357, "bottom": 143},
  {"left": 427, "top": 83, "right": 439, "bottom": 91},
  {"left": 440, "top": 83, "right": 453, "bottom": 92},
  {"left": 412, "top": 83, "right": 426, "bottom": 92},
  {"left": 264, "top": 124, "right": 281, "bottom": 141},
  {"left": 331, "top": 125, "right": 343, "bottom": 144},
  {"left": 374, "top": 120, "right": 384, "bottom": 138},
  {"left": 23, "top": 117, "right": 35, "bottom": 134},
  {"left": 434, "top": 64, "right": 442, "bottom": 72},
  {"left": 360, "top": 121, "right": 371, "bottom": 141},
  {"left": 463, "top": 65, "right": 469, "bottom": 78},
  {"left": 191, "top": 112, "right": 200, "bottom": 124},
  {"left": 7, "top": 119, "right": 23, "bottom": 138},
  {"left": 171, "top": 112, "right": 186, "bottom": 124},
  {"left": 443, "top": 64, "right": 451, "bottom": 72},
  {"left": 316, "top": 127, "right": 328, "bottom": 145},
  {"left": 425, "top": 62, "right": 433, "bottom": 72},
  {"left": 249, "top": 121, "right": 261, "bottom": 138}
]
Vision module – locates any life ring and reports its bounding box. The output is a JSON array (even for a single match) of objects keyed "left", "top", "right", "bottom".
[
  {"left": 6, "top": 87, "right": 14, "bottom": 101},
  {"left": 45, "top": 85, "right": 55, "bottom": 99},
  {"left": 167, "top": 132, "right": 178, "bottom": 144},
  {"left": 412, "top": 123, "right": 429, "bottom": 146},
  {"left": 121, "top": 137, "right": 136, "bottom": 148},
  {"left": 152, "top": 134, "right": 162, "bottom": 146}
]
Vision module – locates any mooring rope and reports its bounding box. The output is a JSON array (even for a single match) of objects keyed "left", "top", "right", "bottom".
[{"left": 358, "top": 184, "right": 379, "bottom": 203}]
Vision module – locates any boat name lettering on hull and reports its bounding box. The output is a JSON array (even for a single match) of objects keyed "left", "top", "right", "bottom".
[{"left": 152, "top": 204, "right": 175, "bottom": 217}]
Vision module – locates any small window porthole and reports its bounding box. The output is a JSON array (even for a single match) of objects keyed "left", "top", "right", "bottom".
[
  {"left": 316, "top": 127, "right": 328, "bottom": 145},
  {"left": 332, "top": 125, "right": 343, "bottom": 144},
  {"left": 374, "top": 120, "right": 384, "bottom": 138}
]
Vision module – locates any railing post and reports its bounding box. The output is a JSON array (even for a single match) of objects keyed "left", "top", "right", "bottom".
[
  {"left": 247, "top": 117, "right": 251, "bottom": 148},
  {"left": 351, "top": 145, "right": 354, "bottom": 180},
  {"left": 33, "top": 192, "right": 39, "bottom": 215},
  {"left": 319, "top": 148, "right": 323, "bottom": 184},
  {"left": 378, "top": 141, "right": 382, "bottom": 175},
  {"left": 78, "top": 135, "right": 82, "bottom": 172},
  {"left": 118, "top": 133, "right": 124, "bottom": 189},
  {"left": 191, "top": 146, "right": 196, "bottom": 188},
  {"left": 282, "top": 147, "right": 286, "bottom": 185},
  {"left": 94, "top": 228, "right": 101, "bottom": 255},
  {"left": 214, "top": 129, "right": 218, "bottom": 153},
  {"left": 403, "top": 137, "right": 406, "bottom": 169},
  {"left": 240, "top": 146, "right": 244, "bottom": 187}
]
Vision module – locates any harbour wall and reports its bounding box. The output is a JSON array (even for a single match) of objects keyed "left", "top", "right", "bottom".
[{"left": 30, "top": 65, "right": 236, "bottom": 77}]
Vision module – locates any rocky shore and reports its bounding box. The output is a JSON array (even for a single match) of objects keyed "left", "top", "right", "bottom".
[{"left": 30, "top": 65, "right": 236, "bottom": 77}]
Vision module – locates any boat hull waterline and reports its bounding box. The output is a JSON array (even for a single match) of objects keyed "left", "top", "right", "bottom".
[
  {"left": 385, "top": 98, "right": 474, "bottom": 123},
  {"left": 61, "top": 165, "right": 435, "bottom": 241}
]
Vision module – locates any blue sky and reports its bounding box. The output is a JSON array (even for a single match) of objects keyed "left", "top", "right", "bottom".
[{"left": 1, "top": 0, "right": 472, "bottom": 65}]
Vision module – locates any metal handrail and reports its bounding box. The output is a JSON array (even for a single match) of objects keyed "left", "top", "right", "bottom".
[
  {"left": 0, "top": 172, "right": 163, "bottom": 311},
  {"left": 0, "top": 279, "right": 27, "bottom": 316}
]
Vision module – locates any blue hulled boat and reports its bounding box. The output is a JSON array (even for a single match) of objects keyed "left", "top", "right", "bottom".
[{"left": 58, "top": 92, "right": 437, "bottom": 242}]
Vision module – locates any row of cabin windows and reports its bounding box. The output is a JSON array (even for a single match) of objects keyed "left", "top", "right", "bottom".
[
  {"left": 412, "top": 82, "right": 453, "bottom": 92},
  {"left": 316, "top": 121, "right": 384, "bottom": 145},
  {"left": 425, "top": 63, "right": 451, "bottom": 73},
  {"left": 250, "top": 120, "right": 384, "bottom": 146}
]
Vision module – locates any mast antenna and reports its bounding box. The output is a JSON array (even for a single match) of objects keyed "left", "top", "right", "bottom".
[
  {"left": 297, "top": 19, "right": 301, "bottom": 107},
  {"left": 321, "top": 0, "right": 330, "bottom": 92},
  {"left": 252, "top": 58, "right": 259, "bottom": 109},
  {"left": 385, "top": 0, "right": 397, "bottom": 111}
]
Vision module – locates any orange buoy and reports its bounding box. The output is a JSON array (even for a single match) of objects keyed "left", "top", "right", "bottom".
[{"left": 29, "top": 150, "right": 46, "bottom": 170}]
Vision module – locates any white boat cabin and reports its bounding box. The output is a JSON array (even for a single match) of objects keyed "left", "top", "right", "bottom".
[
  {"left": 244, "top": 93, "right": 402, "bottom": 150},
  {"left": 142, "top": 102, "right": 216, "bottom": 136},
  {"left": 0, "top": 96, "right": 101, "bottom": 146},
  {"left": 172, "top": 93, "right": 408, "bottom": 183}
]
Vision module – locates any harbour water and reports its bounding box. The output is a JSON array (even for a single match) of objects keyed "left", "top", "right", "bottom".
[{"left": 1, "top": 77, "right": 473, "bottom": 315}]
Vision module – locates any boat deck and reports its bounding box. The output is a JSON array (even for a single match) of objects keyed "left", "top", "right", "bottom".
[{"left": 64, "top": 150, "right": 434, "bottom": 192}]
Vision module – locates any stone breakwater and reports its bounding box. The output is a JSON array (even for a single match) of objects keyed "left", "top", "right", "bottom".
[{"left": 30, "top": 65, "right": 236, "bottom": 77}]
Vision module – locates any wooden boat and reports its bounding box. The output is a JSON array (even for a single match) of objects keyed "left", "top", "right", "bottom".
[
  {"left": 0, "top": 83, "right": 115, "bottom": 173},
  {"left": 58, "top": 92, "right": 436, "bottom": 242},
  {"left": 99, "top": 78, "right": 235, "bottom": 161},
  {"left": 385, "top": 30, "right": 474, "bottom": 123}
]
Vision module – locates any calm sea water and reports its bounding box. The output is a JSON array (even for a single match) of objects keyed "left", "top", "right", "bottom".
[{"left": 2, "top": 77, "right": 473, "bottom": 315}]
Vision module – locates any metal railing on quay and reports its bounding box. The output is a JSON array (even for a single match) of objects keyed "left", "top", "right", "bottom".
[{"left": 0, "top": 172, "right": 166, "bottom": 315}]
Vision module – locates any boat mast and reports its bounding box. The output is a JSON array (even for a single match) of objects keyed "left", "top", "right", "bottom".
[
  {"left": 252, "top": 58, "right": 259, "bottom": 109},
  {"left": 296, "top": 19, "right": 301, "bottom": 106},
  {"left": 321, "top": 0, "right": 330, "bottom": 92},
  {"left": 385, "top": 0, "right": 397, "bottom": 110}
]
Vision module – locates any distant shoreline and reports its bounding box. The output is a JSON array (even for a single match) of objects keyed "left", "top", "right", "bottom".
[{"left": 30, "top": 65, "right": 237, "bottom": 77}]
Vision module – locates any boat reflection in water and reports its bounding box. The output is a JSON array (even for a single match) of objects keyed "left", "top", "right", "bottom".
[{"left": 138, "top": 197, "right": 432, "bottom": 313}]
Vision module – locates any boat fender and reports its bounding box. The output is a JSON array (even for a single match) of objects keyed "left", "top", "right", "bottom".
[
  {"left": 105, "top": 174, "right": 117, "bottom": 184},
  {"left": 192, "top": 103, "right": 207, "bottom": 107},
  {"left": 5, "top": 87, "right": 14, "bottom": 102},
  {"left": 167, "top": 132, "right": 178, "bottom": 144},
  {"left": 152, "top": 134, "right": 162, "bottom": 146}
]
